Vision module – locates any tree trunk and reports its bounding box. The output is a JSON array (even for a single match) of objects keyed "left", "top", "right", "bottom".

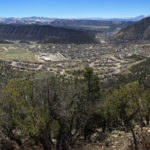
[
  {"left": 146, "top": 114, "right": 149, "bottom": 125},
  {"left": 39, "top": 131, "right": 52, "bottom": 150},
  {"left": 7, "top": 130, "right": 22, "bottom": 146},
  {"left": 131, "top": 129, "right": 138, "bottom": 150},
  {"left": 84, "top": 125, "right": 91, "bottom": 142},
  {"left": 56, "top": 122, "right": 69, "bottom": 150},
  {"left": 39, "top": 138, "right": 51, "bottom": 150},
  {"left": 102, "top": 120, "right": 106, "bottom": 132}
]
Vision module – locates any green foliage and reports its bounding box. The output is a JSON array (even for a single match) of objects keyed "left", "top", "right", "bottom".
[
  {"left": 126, "top": 54, "right": 145, "bottom": 61},
  {"left": 83, "top": 67, "right": 101, "bottom": 101},
  {"left": 104, "top": 82, "right": 144, "bottom": 129},
  {"left": 1, "top": 80, "right": 49, "bottom": 138},
  {"left": 0, "top": 66, "right": 149, "bottom": 150},
  {"left": 130, "top": 59, "right": 150, "bottom": 90}
]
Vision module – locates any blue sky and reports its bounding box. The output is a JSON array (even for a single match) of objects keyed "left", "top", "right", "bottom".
[{"left": 0, "top": 0, "right": 150, "bottom": 18}]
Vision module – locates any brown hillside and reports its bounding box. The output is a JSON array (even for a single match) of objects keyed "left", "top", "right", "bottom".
[{"left": 113, "top": 17, "right": 150, "bottom": 42}]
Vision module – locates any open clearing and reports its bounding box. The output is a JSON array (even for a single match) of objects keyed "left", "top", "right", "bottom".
[{"left": 0, "top": 46, "right": 38, "bottom": 62}]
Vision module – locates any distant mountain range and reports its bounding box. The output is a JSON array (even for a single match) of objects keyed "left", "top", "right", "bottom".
[
  {"left": 0, "top": 15, "right": 148, "bottom": 25},
  {"left": 114, "top": 16, "right": 150, "bottom": 42},
  {"left": 0, "top": 17, "right": 55, "bottom": 25},
  {"left": 86, "top": 15, "right": 149, "bottom": 22},
  {"left": 0, "top": 16, "right": 136, "bottom": 43},
  {"left": 0, "top": 15, "right": 148, "bottom": 44}
]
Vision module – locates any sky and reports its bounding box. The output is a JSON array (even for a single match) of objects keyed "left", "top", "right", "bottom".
[{"left": 0, "top": 0, "right": 150, "bottom": 18}]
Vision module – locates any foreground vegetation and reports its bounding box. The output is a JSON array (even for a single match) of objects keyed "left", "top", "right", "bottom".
[{"left": 0, "top": 62, "right": 149, "bottom": 150}]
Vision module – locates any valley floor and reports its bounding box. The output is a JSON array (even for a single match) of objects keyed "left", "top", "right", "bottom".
[{"left": 0, "top": 42, "right": 150, "bottom": 79}]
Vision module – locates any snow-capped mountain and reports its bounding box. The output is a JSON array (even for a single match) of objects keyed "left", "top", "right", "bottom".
[
  {"left": 0, "top": 15, "right": 148, "bottom": 25},
  {"left": 0, "top": 17, "right": 56, "bottom": 24}
]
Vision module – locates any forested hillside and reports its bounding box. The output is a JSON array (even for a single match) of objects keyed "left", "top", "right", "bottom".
[{"left": 0, "top": 63, "right": 149, "bottom": 150}]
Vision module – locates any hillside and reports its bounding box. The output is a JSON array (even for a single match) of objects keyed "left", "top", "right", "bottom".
[
  {"left": 113, "top": 17, "right": 150, "bottom": 42},
  {"left": 0, "top": 24, "right": 96, "bottom": 43}
]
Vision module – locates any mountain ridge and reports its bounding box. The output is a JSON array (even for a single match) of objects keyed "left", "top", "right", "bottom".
[
  {"left": 0, "top": 24, "right": 96, "bottom": 43},
  {"left": 113, "top": 16, "right": 150, "bottom": 42}
]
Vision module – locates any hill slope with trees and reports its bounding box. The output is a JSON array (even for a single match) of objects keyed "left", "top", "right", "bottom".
[{"left": 113, "top": 17, "right": 150, "bottom": 42}]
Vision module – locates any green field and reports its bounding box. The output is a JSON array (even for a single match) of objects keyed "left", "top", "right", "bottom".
[
  {"left": 101, "top": 53, "right": 114, "bottom": 58},
  {"left": 0, "top": 46, "right": 38, "bottom": 62}
]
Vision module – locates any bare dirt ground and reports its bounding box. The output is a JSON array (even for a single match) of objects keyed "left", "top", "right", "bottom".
[
  {"left": 83, "top": 125, "right": 150, "bottom": 150},
  {"left": 8, "top": 125, "right": 150, "bottom": 150}
]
